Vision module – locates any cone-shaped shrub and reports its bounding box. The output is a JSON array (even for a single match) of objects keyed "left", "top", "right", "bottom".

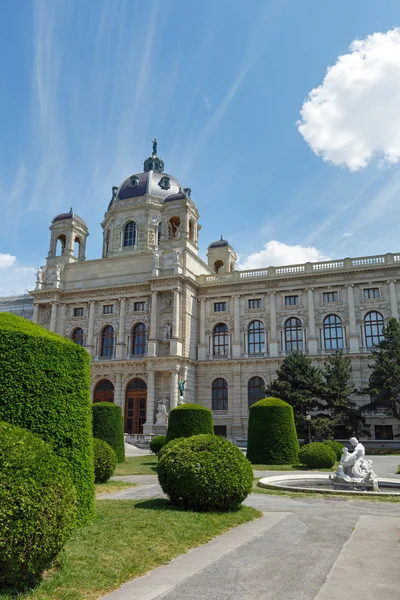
[
  {"left": 0, "top": 421, "right": 76, "bottom": 592},
  {"left": 166, "top": 403, "right": 214, "bottom": 442},
  {"left": 0, "top": 313, "right": 94, "bottom": 525},
  {"left": 247, "top": 397, "right": 299, "bottom": 464},
  {"left": 92, "top": 402, "right": 125, "bottom": 463}
]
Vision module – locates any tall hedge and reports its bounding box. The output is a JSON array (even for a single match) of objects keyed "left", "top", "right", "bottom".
[
  {"left": 246, "top": 397, "right": 299, "bottom": 464},
  {"left": 166, "top": 403, "right": 214, "bottom": 442},
  {"left": 0, "top": 313, "right": 94, "bottom": 525},
  {"left": 92, "top": 402, "right": 125, "bottom": 462}
]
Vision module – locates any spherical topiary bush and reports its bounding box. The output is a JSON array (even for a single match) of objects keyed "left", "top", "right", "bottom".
[
  {"left": 150, "top": 435, "right": 167, "bottom": 455},
  {"left": 166, "top": 403, "right": 214, "bottom": 442},
  {"left": 0, "top": 421, "right": 76, "bottom": 592},
  {"left": 0, "top": 313, "right": 94, "bottom": 525},
  {"left": 92, "top": 402, "right": 125, "bottom": 463},
  {"left": 93, "top": 438, "right": 117, "bottom": 483},
  {"left": 298, "top": 442, "right": 336, "bottom": 469},
  {"left": 246, "top": 398, "right": 299, "bottom": 464},
  {"left": 158, "top": 434, "right": 253, "bottom": 511},
  {"left": 324, "top": 440, "right": 343, "bottom": 461}
]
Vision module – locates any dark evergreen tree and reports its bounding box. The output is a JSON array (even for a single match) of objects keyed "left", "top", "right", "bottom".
[
  {"left": 322, "top": 350, "right": 369, "bottom": 437},
  {"left": 364, "top": 317, "right": 400, "bottom": 419}
]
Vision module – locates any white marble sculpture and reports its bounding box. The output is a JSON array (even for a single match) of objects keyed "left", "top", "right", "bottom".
[
  {"left": 162, "top": 322, "right": 172, "bottom": 341},
  {"left": 330, "top": 437, "right": 379, "bottom": 491},
  {"left": 155, "top": 398, "right": 169, "bottom": 429}
]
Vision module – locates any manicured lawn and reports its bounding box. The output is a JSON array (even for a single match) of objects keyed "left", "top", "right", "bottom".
[
  {"left": 251, "top": 462, "right": 338, "bottom": 472},
  {"left": 114, "top": 455, "right": 158, "bottom": 476},
  {"left": 95, "top": 480, "right": 137, "bottom": 495},
  {"left": 1, "top": 500, "right": 261, "bottom": 600}
]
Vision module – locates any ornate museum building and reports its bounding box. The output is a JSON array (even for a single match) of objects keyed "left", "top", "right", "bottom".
[{"left": 30, "top": 145, "right": 400, "bottom": 441}]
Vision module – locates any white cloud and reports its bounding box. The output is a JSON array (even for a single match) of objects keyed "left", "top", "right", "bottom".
[
  {"left": 342, "top": 232, "right": 353, "bottom": 238},
  {"left": 298, "top": 29, "right": 400, "bottom": 170},
  {"left": 238, "top": 240, "right": 331, "bottom": 270},
  {"left": 0, "top": 254, "right": 36, "bottom": 296}
]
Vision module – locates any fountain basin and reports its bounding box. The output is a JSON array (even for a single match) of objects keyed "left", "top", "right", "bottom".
[{"left": 258, "top": 474, "right": 400, "bottom": 496}]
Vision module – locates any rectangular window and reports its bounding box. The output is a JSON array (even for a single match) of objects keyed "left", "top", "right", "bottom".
[
  {"left": 323, "top": 292, "right": 338, "bottom": 303},
  {"left": 214, "top": 425, "right": 227, "bottom": 437},
  {"left": 363, "top": 287, "right": 380, "bottom": 299},
  {"left": 214, "top": 302, "right": 226, "bottom": 312},
  {"left": 285, "top": 295, "right": 299, "bottom": 306},
  {"left": 73, "top": 307, "right": 84, "bottom": 317},
  {"left": 248, "top": 299, "right": 261, "bottom": 309},
  {"left": 134, "top": 302, "right": 145, "bottom": 312},
  {"left": 103, "top": 304, "right": 114, "bottom": 314},
  {"left": 374, "top": 425, "right": 393, "bottom": 440}
]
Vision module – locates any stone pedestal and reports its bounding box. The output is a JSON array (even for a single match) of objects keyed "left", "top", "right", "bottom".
[{"left": 154, "top": 413, "right": 168, "bottom": 435}]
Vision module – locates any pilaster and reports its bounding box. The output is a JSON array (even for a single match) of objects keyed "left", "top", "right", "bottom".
[
  {"left": 143, "top": 369, "right": 156, "bottom": 434},
  {"left": 269, "top": 292, "right": 278, "bottom": 356},
  {"left": 307, "top": 288, "right": 318, "bottom": 354},
  {"left": 346, "top": 284, "right": 360, "bottom": 353},
  {"left": 388, "top": 280, "right": 399, "bottom": 319},
  {"left": 232, "top": 294, "right": 241, "bottom": 358}
]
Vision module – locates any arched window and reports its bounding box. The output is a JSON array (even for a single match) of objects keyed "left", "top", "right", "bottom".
[
  {"left": 214, "top": 260, "right": 224, "bottom": 274},
  {"left": 157, "top": 222, "right": 161, "bottom": 245},
  {"left": 105, "top": 229, "right": 110, "bottom": 255},
  {"left": 74, "top": 237, "right": 81, "bottom": 258},
  {"left": 285, "top": 317, "right": 303, "bottom": 352},
  {"left": 212, "top": 378, "right": 228, "bottom": 410},
  {"left": 132, "top": 322, "right": 146, "bottom": 355},
  {"left": 100, "top": 325, "right": 114, "bottom": 357},
  {"left": 168, "top": 216, "right": 180, "bottom": 239},
  {"left": 248, "top": 320, "right": 265, "bottom": 354},
  {"left": 56, "top": 234, "right": 66, "bottom": 256},
  {"left": 364, "top": 311, "right": 384, "bottom": 348},
  {"left": 189, "top": 219, "right": 194, "bottom": 241},
  {"left": 72, "top": 327, "right": 84, "bottom": 346},
  {"left": 248, "top": 376, "right": 265, "bottom": 407},
  {"left": 123, "top": 221, "right": 136, "bottom": 247},
  {"left": 323, "top": 314, "right": 344, "bottom": 350},
  {"left": 93, "top": 379, "right": 114, "bottom": 403},
  {"left": 213, "top": 323, "right": 229, "bottom": 356}
]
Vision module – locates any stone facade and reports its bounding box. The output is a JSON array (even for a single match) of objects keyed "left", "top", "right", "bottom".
[{"left": 30, "top": 150, "right": 400, "bottom": 441}]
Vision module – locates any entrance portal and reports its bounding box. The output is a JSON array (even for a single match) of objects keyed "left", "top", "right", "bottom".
[{"left": 125, "top": 378, "right": 147, "bottom": 434}]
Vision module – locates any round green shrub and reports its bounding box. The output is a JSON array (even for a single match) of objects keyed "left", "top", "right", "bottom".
[
  {"left": 92, "top": 402, "right": 125, "bottom": 463},
  {"left": 158, "top": 434, "right": 253, "bottom": 511},
  {"left": 166, "top": 403, "right": 214, "bottom": 442},
  {"left": 0, "top": 314, "right": 94, "bottom": 525},
  {"left": 246, "top": 397, "right": 299, "bottom": 464},
  {"left": 93, "top": 438, "right": 117, "bottom": 483},
  {"left": 324, "top": 440, "right": 343, "bottom": 461},
  {"left": 0, "top": 421, "right": 76, "bottom": 592},
  {"left": 150, "top": 435, "right": 167, "bottom": 455},
  {"left": 298, "top": 442, "right": 336, "bottom": 469}
]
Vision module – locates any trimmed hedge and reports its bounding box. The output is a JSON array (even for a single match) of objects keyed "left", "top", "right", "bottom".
[
  {"left": 0, "top": 313, "right": 94, "bottom": 525},
  {"left": 166, "top": 403, "right": 214, "bottom": 442},
  {"left": 92, "top": 402, "right": 125, "bottom": 463},
  {"left": 246, "top": 397, "right": 299, "bottom": 464},
  {"left": 0, "top": 421, "right": 76, "bottom": 592},
  {"left": 93, "top": 438, "right": 117, "bottom": 483},
  {"left": 150, "top": 435, "right": 167, "bottom": 455},
  {"left": 299, "top": 442, "right": 336, "bottom": 469},
  {"left": 158, "top": 434, "right": 253, "bottom": 511},
  {"left": 324, "top": 440, "right": 343, "bottom": 461}
]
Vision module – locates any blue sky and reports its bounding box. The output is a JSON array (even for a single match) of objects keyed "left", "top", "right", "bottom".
[{"left": 1, "top": 0, "right": 400, "bottom": 294}]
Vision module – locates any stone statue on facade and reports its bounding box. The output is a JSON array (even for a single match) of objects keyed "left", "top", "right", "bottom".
[
  {"left": 152, "top": 250, "right": 160, "bottom": 272},
  {"left": 156, "top": 398, "right": 169, "bottom": 416},
  {"left": 35, "top": 266, "right": 44, "bottom": 290},
  {"left": 162, "top": 322, "right": 172, "bottom": 341},
  {"left": 330, "top": 437, "right": 379, "bottom": 491}
]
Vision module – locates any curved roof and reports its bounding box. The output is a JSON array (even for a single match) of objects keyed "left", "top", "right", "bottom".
[
  {"left": 52, "top": 210, "right": 87, "bottom": 227},
  {"left": 114, "top": 171, "right": 182, "bottom": 203},
  {"left": 209, "top": 236, "right": 229, "bottom": 249}
]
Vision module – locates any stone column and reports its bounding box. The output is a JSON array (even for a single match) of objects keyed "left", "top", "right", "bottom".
[
  {"left": 147, "top": 291, "right": 158, "bottom": 357},
  {"left": 32, "top": 303, "right": 39, "bottom": 323},
  {"left": 87, "top": 301, "right": 96, "bottom": 357},
  {"left": 172, "top": 289, "right": 180, "bottom": 338},
  {"left": 57, "top": 303, "right": 66, "bottom": 337},
  {"left": 49, "top": 302, "right": 58, "bottom": 332},
  {"left": 307, "top": 288, "right": 318, "bottom": 354},
  {"left": 170, "top": 369, "right": 179, "bottom": 409},
  {"left": 116, "top": 298, "right": 126, "bottom": 360},
  {"left": 269, "top": 292, "right": 278, "bottom": 356},
  {"left": 232, "top": 371, "right": 243, "bottom": 438},
  {"left": 143, "top": 369, "right": 156, "bottom": 434},
  {"left": 346, "top": 284, "right": 359, "bottom": 353},
  {"left": 388, "top": 280, "right": 399, "bottom": 319},
  {"left": 232, "top": 295, "right": 241, "bottom": 358},
  {"left": 197, "top": 298, "right": 207, "bottom": 360},
  {"left": 115, "top": 373, "right": 123, "bottom": 411}
]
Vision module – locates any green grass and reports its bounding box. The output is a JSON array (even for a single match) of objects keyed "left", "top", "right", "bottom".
[
  {"left": 95, "top": 480, "right": 137, "bottom": 495},
  {"left": 0, "top": 500, "right": 261, "bottom": 600},
  {"left": 113, "top": 455, "right": 158, "bottom": 476},
  {"left": 251, "top": 462, "right": 338, "bottom": 472}
]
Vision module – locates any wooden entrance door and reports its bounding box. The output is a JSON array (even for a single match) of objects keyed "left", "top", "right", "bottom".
[{"left": 125, "top": 378, "right": 147, "bottom": 434}]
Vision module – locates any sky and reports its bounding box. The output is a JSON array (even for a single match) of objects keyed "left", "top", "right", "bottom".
[{"left": 2, "top": 0, "right": 400, "bottom": 295}]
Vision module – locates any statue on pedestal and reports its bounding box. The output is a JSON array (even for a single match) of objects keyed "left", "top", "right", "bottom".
[
  {"left": 330, "top": 437, "right": 379, "bottom": 491},
  {"left": 178, "top": 380, "right": 186, "bottom": 405}
]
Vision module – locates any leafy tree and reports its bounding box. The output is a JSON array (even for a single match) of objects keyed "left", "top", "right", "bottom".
[
  {"left": 364, "top": 317, "right": 400, "bottom": 419},
  {"left": 322, "top": 350, "right": 369, "bottom": 437},
  {"left": 265, "top": 352, "right": 326, "bottom": 440}
]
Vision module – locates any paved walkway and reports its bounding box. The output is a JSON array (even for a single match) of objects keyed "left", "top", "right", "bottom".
[{"left": 99, "top": 455, "right": 400, "bottom": 599}]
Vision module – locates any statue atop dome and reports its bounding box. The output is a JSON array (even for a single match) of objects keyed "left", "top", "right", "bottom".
[{"left": 152, "top": 138, "right": 158, "bottom": 156}]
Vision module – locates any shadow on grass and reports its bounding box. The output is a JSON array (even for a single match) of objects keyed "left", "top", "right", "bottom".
[{"left": 134, "top": 498, "right": 246, "bottom": 514}]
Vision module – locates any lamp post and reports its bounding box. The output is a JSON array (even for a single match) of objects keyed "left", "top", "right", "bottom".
[{"left": 306, "top": 414, "right": 312, "bottom": 444}]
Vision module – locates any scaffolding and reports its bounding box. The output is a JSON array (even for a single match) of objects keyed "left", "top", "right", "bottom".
[{"left": 0, "top": 292, "right": 34, "bottom": 320}]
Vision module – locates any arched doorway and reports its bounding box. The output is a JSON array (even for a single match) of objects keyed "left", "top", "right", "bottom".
[
  {"left": 125, "top": 378, "right": 147, "bottom": 434},
  {"left": 93, "top": 379, "right": 114, "bottom": 403}
]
